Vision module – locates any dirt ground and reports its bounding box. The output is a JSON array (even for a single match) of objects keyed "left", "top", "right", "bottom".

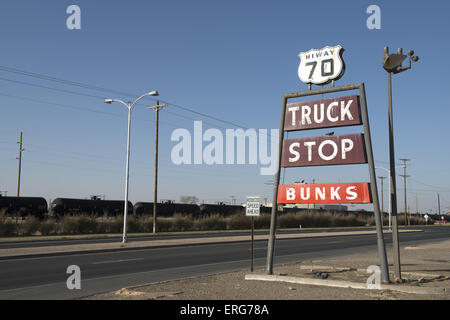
[{"left": 82, "top": 239, "right": 450, "bottom": 300}]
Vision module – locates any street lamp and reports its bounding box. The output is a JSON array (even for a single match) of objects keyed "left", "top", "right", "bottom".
[
  {"left": 105, "top": 90, "right": 159, "bottom": 243},
  {"left": 382, "top": 46, "right": 419, "bottom": 280}
]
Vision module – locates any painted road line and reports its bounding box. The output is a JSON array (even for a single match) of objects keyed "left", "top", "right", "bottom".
[{"left": 92, "top": 258, "right": 145, "bottom": 265}]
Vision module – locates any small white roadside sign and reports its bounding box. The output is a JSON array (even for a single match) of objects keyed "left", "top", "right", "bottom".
[{"left": 246, "top": 196, "right": 260, "bottom": 217}]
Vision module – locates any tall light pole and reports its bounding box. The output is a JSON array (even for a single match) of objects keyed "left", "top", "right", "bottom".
[
  {"left": 382, "top": 46, "right": 419, "bottom": 280},
  {"left": 147, "top": 100, "right": 167, "bottom": 235},
  {"left": 105, "top": 90, "right": 159, "bottom": 243}
]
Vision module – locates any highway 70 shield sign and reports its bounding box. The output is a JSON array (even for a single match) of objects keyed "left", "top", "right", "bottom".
[{"left": 298, "top": 45, "right": 345, "bottom": 85}]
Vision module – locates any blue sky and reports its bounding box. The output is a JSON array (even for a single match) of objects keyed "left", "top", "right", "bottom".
[{"left": 0, "top": 0, "right": 449, "bottom": 214}]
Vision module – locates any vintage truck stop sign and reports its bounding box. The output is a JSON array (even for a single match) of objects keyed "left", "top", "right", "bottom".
[
  {"left": 266, "top": 83, "right": 390, "bottom": 283},
  {"left": 298, "top": 45, "right": 345, "bottom": 85}
]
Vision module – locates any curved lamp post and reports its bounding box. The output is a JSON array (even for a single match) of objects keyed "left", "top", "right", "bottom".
[
  {"left": 105, "top": 90, "right": 159, "bottom": 243},
  {"left": 382, "top": 46, "right": 419, "bottom": 280}
]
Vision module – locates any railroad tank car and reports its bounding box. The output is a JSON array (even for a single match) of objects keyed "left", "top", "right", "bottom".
[
  {"left": 199, "top": 203, "right": 245, "bottom": 216},
  {"left": 50, "top": 198, "right": 133, "bottom": 217},
  {"left": 133, "top": 201, "right": 200, "bottom": 217},
  {"left": 0, "top": 196, "right": 47, "bottom": 218}
]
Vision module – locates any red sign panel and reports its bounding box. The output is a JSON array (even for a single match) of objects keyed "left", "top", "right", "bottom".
[
  {"left": 281, "top": 133, "right": 366, "bottom": 167},
  {"left": 284, "top": 95, "right": 361, "bottom": 131},
  {"left": 277, "top": 183, "right": 372, "bottom": 204}
]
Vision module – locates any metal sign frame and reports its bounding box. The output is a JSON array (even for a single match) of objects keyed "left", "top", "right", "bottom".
[{"left": 265, "top": 83, "right": 390, "bottom": 283}]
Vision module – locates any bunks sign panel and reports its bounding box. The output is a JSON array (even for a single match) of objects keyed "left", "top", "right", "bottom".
[{"left": 277, "top": 183, "right": 372, "bottom": 204}]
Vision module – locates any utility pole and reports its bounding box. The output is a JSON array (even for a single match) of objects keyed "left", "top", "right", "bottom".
[
  {"left": 147, "top": 100, "right": 167, "bottom": 235},
  {"left": 416, "top": 193, "right": 418, "bottom": 214},
  {"left": 437, "top": 193, "right": 441, "bottom": 217},
  {"left": 16, "top": 131, "right": 24, "bottom": 197},
  {"left": 378, "top": 176, "right": 386, "bottom": 225},
  {"left": 408, "top": 206, "right": 411, "bottom": 226},
  {"left": 399, "top": 158, "right": 411, "bottom": 226}
]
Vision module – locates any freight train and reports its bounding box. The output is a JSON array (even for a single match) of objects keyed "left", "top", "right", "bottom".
[
  {"left": 2, "top": 194, "right": 448, "bottom": 221},
  {"left": 50, "top": 198, "right": 133, "bottom": 218},
  {"left": 0, "top": 196, "right": 48, "bottom": 218},
  {"left": 0, "top": 196, "right": 255, "bottom": 218}
]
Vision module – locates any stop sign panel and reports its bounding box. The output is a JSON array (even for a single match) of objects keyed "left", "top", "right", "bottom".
[{"left": 281, "top": 133, "right": 366, "bottom": 167}]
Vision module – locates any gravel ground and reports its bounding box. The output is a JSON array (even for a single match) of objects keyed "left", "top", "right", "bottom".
[{"left": 82, "top": 239, "right": 450, "bottom": 300}]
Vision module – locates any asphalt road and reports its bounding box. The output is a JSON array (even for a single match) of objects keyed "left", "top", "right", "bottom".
[
  {"left": 0, "top": 227, "right": 380, "bottom": 249},
  {"left": 0, "top": 225, "right": 448, "bottom": 299}
]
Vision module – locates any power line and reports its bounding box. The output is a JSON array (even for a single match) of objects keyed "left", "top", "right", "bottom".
[
  {"left": 0, "top": 78, "right": 231, "bottom": 130},
  {"left": 0, "top": 65, "right": 277, "bottom": 136},
  {"left": 0, "top": 91, "right": 188, "bottom": 129},
  {"left": 0, "top": 65, "right": 134, "bottom": 97},
  {"left": 410, "top": 178, "right": 450, "bottom": 192}
]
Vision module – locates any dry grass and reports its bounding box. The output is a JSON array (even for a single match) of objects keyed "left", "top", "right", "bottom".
[{"left": 0, "top": 210, "right": 431, "bottom": 237}]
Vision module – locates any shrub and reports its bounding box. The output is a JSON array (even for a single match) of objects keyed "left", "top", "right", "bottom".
[
  {"left": 156, "top": 218, "right": 171, "bottom": 232},
  {"left": 278, "top": 213, "right": 301, "bottom": 228},
  {"left": 138, "top": 216, "right": 153, "bottom": 233},
  {"left": 227, "top": 214, "right": 250, "bottom": 230},
  {"left": 20, "top": 216, "right": 41, "bottom": 236},
  {"left": 107, "top": 216, "right": 124, "bottom": 233},
  {"left": 77, "top": 215, "right": 98, "bottom": 234},
  {"left": 0, "top": 217, "right": 16, "bottom": 236},
  {"left": 254, "top": 214, "right": 271, "bottom": 229},
  {"left": 126, "top": 216, "right": 141, "bottom": 233},
  {"left": 172, "top": 214, "right": 194, "bottom": 232},
  {"left": 195, "top": 214, "right": 227, "bottom": 231},
  {"left": 58, "top": 215, "right": 98, "bottom": 234},
  {"left": 39, "top": 219, "right": 56, "bottom": 236}
]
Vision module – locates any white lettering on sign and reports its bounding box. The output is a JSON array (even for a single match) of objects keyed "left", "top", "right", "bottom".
[
  {"left": 246, "top": 196, "right": 260, "bottom": 216},
  {"left": 287, "top": 188, "right": 295, "bottom": 200},
  {"left": 289, "top": 139, "right": 354, "bottom": 162},
  {"left": 284, "top": 95, "right": 361, "bottom": 131},
  {"left": 281, "top": 133, "right": 366, "bottom": 167},
  {"left": 330, "top": 187, "right": 341, "bottom": 200},
  {"left": 277, "top": 183, "right": 372, "bottom": 204},
  {"left": 288, "top": 100, "right": 354, "bottom": 127},
  {"left": 346, "top": 186, "right": 358, "bottom": 200}
]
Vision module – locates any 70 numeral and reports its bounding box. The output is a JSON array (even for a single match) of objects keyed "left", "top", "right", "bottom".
[{"left": 305, "top": 59, "right": 334, "bottom": 79}]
